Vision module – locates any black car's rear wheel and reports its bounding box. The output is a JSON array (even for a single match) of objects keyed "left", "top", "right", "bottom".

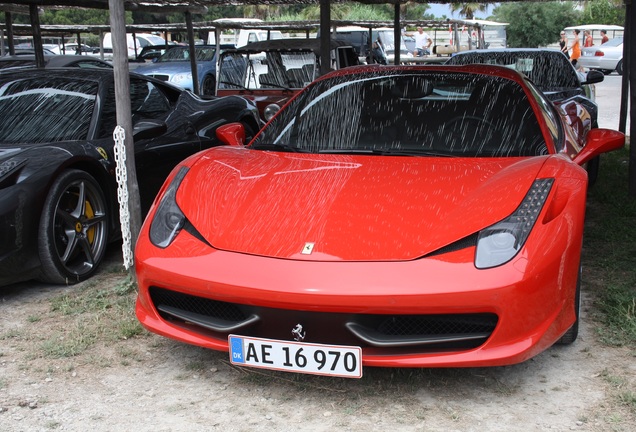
[{"left": 38, "top": 169, "right": 109, "bottom": 284}]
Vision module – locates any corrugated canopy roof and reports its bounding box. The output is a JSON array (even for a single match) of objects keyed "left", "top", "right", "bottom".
[{"left": 0, "top": 0, "right": 554, "bottom": 14}]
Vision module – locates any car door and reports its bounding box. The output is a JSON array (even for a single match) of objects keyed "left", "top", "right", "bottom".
[{"left": 95, "top": 76, "right": 200, "bottom": 213}]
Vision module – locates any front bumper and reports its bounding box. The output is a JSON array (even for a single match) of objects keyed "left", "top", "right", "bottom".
[{"left": 135, "top": 226, "right": 581, "bottom": 368}]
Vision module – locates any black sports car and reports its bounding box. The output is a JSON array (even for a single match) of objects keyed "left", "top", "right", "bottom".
[
  {"left": 0, "top": 54, "right": 113, "bottom": 70},
  {"left": 446, "top": 49, "right": 604, "bottom": 127},
  {"left": 446, "top": 48, "right": 605, "bottom": 184},
  {"left": 0, "top": 68, "right": 261, "bottom": 286}
]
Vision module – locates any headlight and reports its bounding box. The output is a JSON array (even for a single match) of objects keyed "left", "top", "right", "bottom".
[
  {"left": 264, "top": 104, "right": 281, "bottom": 122},
  {"left": 149, "top": 166, "right": 189, "bottom": 248},
  {"left": 475, "top": 178, "right": 554, "bottom": 269},
  {"left": 0, "top": 158, "right": 26, "bottom": 186},
  {"left": 171, "top": 73, "right": 192, "bottom": 84}
]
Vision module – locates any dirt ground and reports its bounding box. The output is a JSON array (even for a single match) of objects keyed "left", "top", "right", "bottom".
[{"left": 1, "top": 249, "right": 635, "bottom": 432}]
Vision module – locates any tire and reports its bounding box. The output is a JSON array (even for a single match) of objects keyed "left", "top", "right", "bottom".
[
  {"left": 38, "top": 169, "right": 109, "bottom": 284},
  {"left": 556, "top": 264, "right": 581, "bottom": 345},
  {"left": 616, "top": 60, "right": 623, "bottom": 76},
  {"left": 586, "top": 155, "right": 600, "bottom": 188},
  {"left": 201, "top": 75, "right": 216, "bottom": 96}
]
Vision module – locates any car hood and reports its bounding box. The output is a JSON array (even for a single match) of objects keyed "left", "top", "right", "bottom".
[{"left": 176, "top": 147, "right": 550, "bottom": 261}]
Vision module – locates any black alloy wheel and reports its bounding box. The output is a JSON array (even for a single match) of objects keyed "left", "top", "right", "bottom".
[{"left": 38, "top": 169, "right": 109, "bottom": 284}]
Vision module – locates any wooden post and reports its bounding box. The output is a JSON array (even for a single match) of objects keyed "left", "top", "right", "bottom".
[
  {"left": 29, "top": 5, "right": 45, "bottom": 68},
  {"left": 108, "top": 0, "right": 143, "bottom": 256},
  {"left": 626, "top": 0, "right": 636, "bottom": 197},
  {"left": 185, "top": 11, "right": 200, "bottom": 95},
  {"left": 394, "top": 3, "right": 400, "bottom": 64},
  {"left": 4, "top": 12, "right": 15, "bottom": 56},
  {"left": 319, "top": 0, "right": 330, "bottom": 75}
]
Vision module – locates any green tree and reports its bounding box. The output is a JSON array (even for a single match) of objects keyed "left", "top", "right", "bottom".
[
  {"left": 450, "top": 3, "right": 489, "bottom": 20},
  {"left": 581, "top": 0, "right": 625, "bottom": 26},
  {"left": 400, "top": 3, "right": 431, "bottom": 20},
  {"left": 40, "top": 9, "right": 128, "bottom": 25},
  {"left": 492, "top": 2, "right": 581, "bottom": 47}
]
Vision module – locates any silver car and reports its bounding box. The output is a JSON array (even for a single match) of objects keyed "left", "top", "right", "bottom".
[{"left": 579, "top": 37, "right": 624, "bottom": 75}]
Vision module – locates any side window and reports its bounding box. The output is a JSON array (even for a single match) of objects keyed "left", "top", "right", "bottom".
[
  {"left": 130, "top": 78, "right": 171, "bottom": 120},
  {"left": 247, "top": 32, "right": 258, "bottom": 44},
  {"left": 97, "top": 78, "right": 172, "bottom": 139},
  {"left": 97, "top": 85, "right": 117, "bottom": 139}
]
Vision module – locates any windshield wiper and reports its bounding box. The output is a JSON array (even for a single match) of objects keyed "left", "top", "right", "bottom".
[
  {"left": 250, "top": 142, "right": 307, "bottom": 153},
  {"left": 218, "top": 80, "right": 251, "bottom": 91},
  {"left": 317, "top": 148, "right": 455, "bottom": 157},
  {"left": 258, "top": 82, "right": 294, "bottom": 91}
]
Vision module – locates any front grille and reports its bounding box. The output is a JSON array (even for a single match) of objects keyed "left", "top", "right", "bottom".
[
  {"left": 377, "top": 314, "right": 496, "bottom": 336},
  {"left": 150, "top": 287, "right": 247, "bottom": 322},
  {"left": 148, "top": 286, "right": 498, "bottom": 353}
]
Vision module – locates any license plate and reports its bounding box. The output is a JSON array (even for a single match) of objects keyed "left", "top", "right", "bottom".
[
  {"left": 229, "top": 335, "right": 362, "bottom": 378},
  {"left": 583, "top": 52, "right": 593, "bottom": 56}
]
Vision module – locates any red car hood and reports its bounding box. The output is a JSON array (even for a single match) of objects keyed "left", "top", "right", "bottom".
[{"left": 177, "top": 147, "right": 548, "bottom": 261}]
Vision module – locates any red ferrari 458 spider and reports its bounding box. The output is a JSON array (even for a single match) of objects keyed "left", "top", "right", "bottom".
[{"left": 135, "top": 65, "right": 624, "bottom": 377}]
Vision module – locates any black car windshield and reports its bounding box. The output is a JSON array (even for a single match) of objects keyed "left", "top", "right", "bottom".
[
  {"left": 158, "top": 47, "right": 216, "bottom": 62},
  {"left": 447, "top": 51, "right": 580, "bottom": 91},
  {"left": 252, "top": 70, "right": 547, "bottom": 157},
  {"left": 0, "top": 77, "right": 97, "bottom": 144}
]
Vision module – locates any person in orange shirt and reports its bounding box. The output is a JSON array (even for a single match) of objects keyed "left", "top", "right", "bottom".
[
  {"left": 584, "top": 30, "right": 593, "bottom": 47},
  {"left": 570, "top": 29, "right": 581, "bottom": 62}
]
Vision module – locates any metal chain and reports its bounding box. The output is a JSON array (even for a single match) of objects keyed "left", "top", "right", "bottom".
[{"left": 113, "top": 126, "right": 133, "bottom": 269}]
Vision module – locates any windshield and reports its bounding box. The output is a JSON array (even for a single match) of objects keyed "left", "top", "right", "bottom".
[
  {"left": 602, "top": 37, "right": 623, "bottom": 47},
  {"left": 140, "top": 35, "right": 167, "bottom": 46},
  {"left": 219, "top": 50, "right": 316, "bottom": 90},
  {"left": 447, "top": 51, "right": 580, "bottom": 91},
  {"left": 252, "top": 70, "right": 547, "bottom": 157},
  {"left": 0, "top": 77, "right": 96, "bottom": 143},
  {"left": 375, "top": 30, "right": 409, "bottom": 53},
  {"left": 158, "top": 47, "right": 216, "bottom": 62}
]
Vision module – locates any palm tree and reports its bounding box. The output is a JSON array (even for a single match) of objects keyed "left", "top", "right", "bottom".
[{"left": 450, "top": 3, "right": 490, "bottom": 20}]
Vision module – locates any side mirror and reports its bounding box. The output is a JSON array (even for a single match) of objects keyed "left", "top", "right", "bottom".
[
  {"left": 216, "top": 122, "right": 246, "bottom": 146},
  {"left": 582, "top": 69, "right": 604, "bottom": 85},
  {"left": 574, "top": 128, "right": 625, "bottom": 166}
]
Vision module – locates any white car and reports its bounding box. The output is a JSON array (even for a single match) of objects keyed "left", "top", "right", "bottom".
[
  {"left": 579, "top": 37, "right": 624, "bottom": 75},
  {"left": 49, "top": 43, "right": 95, "bottom": 55}
]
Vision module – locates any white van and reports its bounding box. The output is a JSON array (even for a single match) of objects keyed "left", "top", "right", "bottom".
[
  {"left": 208, "top": 19, "right": 284, "bottom": 47},
  {"left": 322, "top": 26, "right": 411, "bottom": 64},
  {"left": 102, "top": 32, "right": 168, "bottom": 59}
]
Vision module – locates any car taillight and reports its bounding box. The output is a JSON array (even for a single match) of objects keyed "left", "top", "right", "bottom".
[{"left": 594, "top": 51, "right": 605, "bottom": 57}]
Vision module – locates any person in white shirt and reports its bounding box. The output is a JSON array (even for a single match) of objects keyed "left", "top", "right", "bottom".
[{"left": 411, "top": 27, "right": 432, "bottom": 57}]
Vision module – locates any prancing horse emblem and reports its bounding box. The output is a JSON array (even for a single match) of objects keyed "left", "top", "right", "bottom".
[
  {"left": 292, "top": 324, "right": 306, "bottom": 342},
  {"left": 301, "top": 242, "right": 315, "bottom": 255}
]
